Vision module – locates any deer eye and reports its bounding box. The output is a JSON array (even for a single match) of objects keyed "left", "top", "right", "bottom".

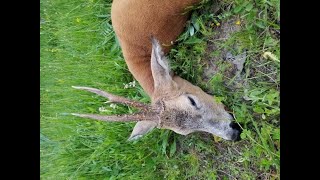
[{"left": 188, "top": 96, "right": 197, "bottom": 107}]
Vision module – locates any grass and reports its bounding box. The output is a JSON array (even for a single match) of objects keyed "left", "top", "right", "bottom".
[{"left": 40, "top": 0, "right": 280, "bottom": 179}]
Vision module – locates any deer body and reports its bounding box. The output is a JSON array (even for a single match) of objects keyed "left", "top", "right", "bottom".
[
  {"left": 72, "top": 0, "right": 241, "bottom": 142},
  {"left": 111, "top": 0, "right": 201, "bottom": 96}
]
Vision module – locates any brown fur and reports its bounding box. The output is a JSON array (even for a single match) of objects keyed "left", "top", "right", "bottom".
[{"left": 111, "top": 0, "right": 201, "bottom": 96}]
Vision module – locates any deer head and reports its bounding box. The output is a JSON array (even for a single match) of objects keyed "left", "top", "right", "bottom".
[{"left": 72, "top": 37, "right": 241, "bottom": 141}]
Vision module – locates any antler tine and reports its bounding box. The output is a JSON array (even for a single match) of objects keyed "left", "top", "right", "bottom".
[
  {"left": 72, "top": 86, "right": 149, "bottom": 110},
  {"left": 71, "top": 112, "right": 154, "bottom": 122}
]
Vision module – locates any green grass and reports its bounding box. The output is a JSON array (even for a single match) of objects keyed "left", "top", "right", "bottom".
[{"left": 41, "top": 0, "right": 280, "bottom": 179}]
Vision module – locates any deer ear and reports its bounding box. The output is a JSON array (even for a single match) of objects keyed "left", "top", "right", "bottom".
[
  {"left": 150, "top": 37, "right": 174, "bottom": 89},
  {"left": 128, "top": 121, "right": 157, "bottom": 141}
]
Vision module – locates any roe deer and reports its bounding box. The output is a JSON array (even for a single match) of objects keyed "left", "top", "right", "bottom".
[{"left": 72, "top": 0, "right": 241, "bottom": 141}]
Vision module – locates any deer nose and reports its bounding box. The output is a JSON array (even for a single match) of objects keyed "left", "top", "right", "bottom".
[
  {"left": 230, "top": 130, "right": 241, "bottom": 141},
  {"left": 229, "top": 121, "right": 240, "bottom": 129},
  {"left": 229, "top": 122, "right": 242, "bottom": 141}
]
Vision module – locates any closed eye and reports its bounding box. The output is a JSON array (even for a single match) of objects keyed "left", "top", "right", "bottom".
[{"left": 188, "top": 96, "right": 197, "bottom": 108}]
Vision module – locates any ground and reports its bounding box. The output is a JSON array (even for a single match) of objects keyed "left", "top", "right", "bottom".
[{"left": 40, "top": 0, "right": 280, "bottom": 179}]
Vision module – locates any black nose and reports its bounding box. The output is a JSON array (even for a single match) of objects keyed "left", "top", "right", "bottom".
[
  {"left": 229, "top": 122, "right": 242, "bottom": 141},
  {"left": 230, "top": 130, "right": 241, "bottom": 141},
  {"left": 229, "top": 122, "right": 240, "bottom": 130}
]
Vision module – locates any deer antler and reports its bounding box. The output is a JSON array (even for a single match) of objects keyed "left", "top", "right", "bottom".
[
  {"left": 71, "top": 112, "right": 154, "bottom": 122},
  {"left": 72, "top": 86, "right": 149, "bottom": 111},
  {"left": 71, "top": 86, "right": 157, "bottom": 122}
]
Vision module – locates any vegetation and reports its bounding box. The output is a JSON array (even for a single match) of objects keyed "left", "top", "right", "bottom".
[{"left": 40, "top": 0, "right": 280, "bottom": 179}]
